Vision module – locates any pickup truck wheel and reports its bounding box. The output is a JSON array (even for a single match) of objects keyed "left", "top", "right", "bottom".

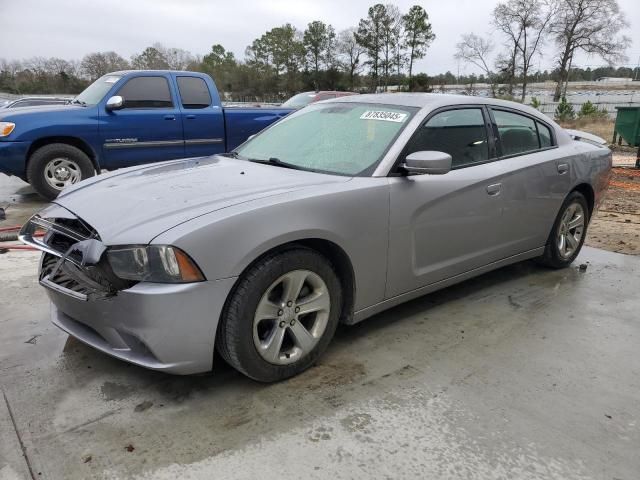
[
  {"left": 27, "top": 143, "right": 95, "bottom": 200},
  {"left": 216, "top": 248, "right": 342, "bottom": 382}
]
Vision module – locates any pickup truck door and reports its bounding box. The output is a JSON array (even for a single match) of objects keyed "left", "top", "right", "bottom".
[
  {"left": 175, "top": 75, "right": 226, "bottom": 157},
  {"left": 99, "top": 75, "right": 184, "bottom": 168}
]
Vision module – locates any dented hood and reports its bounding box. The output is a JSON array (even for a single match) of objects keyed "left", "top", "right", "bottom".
[{"left": 50, "top": 156, "right": 348, "bottom": 244}]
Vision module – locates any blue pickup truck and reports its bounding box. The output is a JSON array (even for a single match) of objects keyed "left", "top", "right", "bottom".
[{"left": 0, "top": 71, "right": 292, "bottom": 199}]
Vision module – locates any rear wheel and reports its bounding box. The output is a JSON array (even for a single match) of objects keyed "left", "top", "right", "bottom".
[
  {"left": 216, "top": 248, "right": 342, "bottom": 382},
  {"left": 27, "top": 143, "right": 95, "bottom": 200},
  {"left": 537, "top": 191, "right": 589, "bottom": 268}
]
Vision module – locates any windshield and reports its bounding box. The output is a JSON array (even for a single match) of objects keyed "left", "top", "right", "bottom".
[
  {"left": 236, "top": 102, "right": 416, "bottom": 176},
  {"left": 74, "top": 74, "right": 122, "bottom": 105},
  {"left": 281, "top": 92, "right": 319, "bottom": 109}
]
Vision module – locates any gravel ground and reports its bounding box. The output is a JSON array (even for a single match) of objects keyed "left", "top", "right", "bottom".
[{"left": 586, "top": 153, "right": 640, "bottom": 255}]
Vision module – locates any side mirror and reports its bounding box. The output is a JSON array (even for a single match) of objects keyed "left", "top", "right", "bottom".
[
  {"left": 401, "top": 151, "right": 452, "bottom": 175},
  {"left": 105, "top": 95, "right": 124, "bottom": 111}
]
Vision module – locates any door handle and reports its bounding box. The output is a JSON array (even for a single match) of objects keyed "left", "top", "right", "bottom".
[
  {"left": 186, "top": 114, "right": 196, "bottom": 119},
  {"left": 164, "top": 115, "right": 176, "bottom": 120},
  {"left": 557, "top": 163, "right": 569, "bottom": 174},
  {"left": 486, "top": 183, "right": 502, "bottom": 196}
]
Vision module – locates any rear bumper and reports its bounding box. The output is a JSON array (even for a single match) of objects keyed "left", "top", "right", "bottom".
[
  {"left": 48, "top": 276, "right": 237, "bottom": 374},
  {"left": 0, "top": 140, "right": 29, "bottom": 177}
]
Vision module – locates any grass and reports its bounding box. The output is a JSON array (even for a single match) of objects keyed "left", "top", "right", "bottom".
[{"left": 558, "top": 117, "right": 615, "bottom": 142}]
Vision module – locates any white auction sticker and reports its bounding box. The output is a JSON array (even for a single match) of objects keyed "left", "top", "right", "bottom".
[{"left": 360, "top": 110, "right": 407, "bottom": 123}]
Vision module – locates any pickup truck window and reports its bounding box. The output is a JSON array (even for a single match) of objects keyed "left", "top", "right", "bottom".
[
  {"left": 118, "top": 77, "right": 173, "bottom": 109},
  {"left": 177, "top": 76, "right": 212, "bottom": 109},
  {"left": 75, "top": 74, "right": 122, "bottom": 105}
]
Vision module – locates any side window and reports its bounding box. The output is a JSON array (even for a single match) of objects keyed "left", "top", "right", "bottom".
[
  {"left": 537, "top": 121, "right": 553, "bottom": 148},
  {"left": 404, "top": 108, "right": 489, "bottom": 168},
  {"left": 493, "top": 109, "right": 539, "bottom": 156},
  {"left": 177, "top": 76, "right": 212, "bottom": 109},
  {"left": 117, "top": 77, "right": 173, "bottom": 109}
]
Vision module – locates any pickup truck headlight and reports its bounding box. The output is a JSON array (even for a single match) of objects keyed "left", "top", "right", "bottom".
[
  {"left": 0, "top": 122, "right": 15, "bottom": 137},
  {"left": 107, "top": 245, "right": 205, "bottom": 283}
]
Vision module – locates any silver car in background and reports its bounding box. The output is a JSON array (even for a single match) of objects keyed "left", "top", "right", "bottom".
[{"left": 21, "top": 94, "right": 611, "bottom": 382}]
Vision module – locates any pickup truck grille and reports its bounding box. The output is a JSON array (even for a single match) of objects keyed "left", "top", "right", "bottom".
[{"left": 20, "top": 214, "right": 132, "bottom": 300}]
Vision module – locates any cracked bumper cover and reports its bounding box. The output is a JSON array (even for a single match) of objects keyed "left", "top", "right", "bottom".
[{"left": 21, "top": 211, "right": 237, "bottom": 375}]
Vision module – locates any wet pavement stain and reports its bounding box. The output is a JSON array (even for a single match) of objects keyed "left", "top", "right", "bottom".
[
  {"left": 100, "top": 382, "right": 136, "bottom": 401},
  {"left": 340, "top": 413, "right": 373, "bottom": 433},
  {"left": 133, "top": 401, "right": 153, "bottom": 413}
]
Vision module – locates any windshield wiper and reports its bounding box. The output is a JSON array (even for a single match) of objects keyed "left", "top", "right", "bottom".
[
  {"left": 249, "top": 157, "right": 302, "bottom": 170},
  {"left": 69, "top": 99, "right": 87, "bottom": 106}
]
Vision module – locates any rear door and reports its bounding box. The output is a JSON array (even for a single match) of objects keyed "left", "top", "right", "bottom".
[
  {"left": 176, "top": 75, "right": 226, "bottom": 157},
  {"left": 100, "top": 75, "right": 184, "bottom": 168},
  {"left": 488, "top": 108, "right": 570, "bottom": 254},
  {"left": 387, "top": 106, "right": 512, "bottom": 298}
]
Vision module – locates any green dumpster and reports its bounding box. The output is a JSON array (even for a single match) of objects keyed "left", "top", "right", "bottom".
[{"left": 613, "top": 106, "right": 640, "bottom": 167}]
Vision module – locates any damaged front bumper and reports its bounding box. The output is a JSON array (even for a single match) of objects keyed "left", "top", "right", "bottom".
[{"left": 20, "top": 207, "right": 236, "bottom": 374}]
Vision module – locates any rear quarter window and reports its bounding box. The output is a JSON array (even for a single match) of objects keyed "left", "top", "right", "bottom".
[{"left": 537, "top": 121, "right": 554, "bottom": 148}]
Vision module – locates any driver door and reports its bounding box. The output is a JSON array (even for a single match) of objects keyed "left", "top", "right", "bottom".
[
  {"left": 99, "top": 75, "right": 184, "bottom": 169},
  {"left": 386, "top": 106, "right": 512, "bottom": 298}
]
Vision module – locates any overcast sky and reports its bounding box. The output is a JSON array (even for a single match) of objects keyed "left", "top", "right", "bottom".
[{"left": 1, "top": 0, "right": 638, "bottom": 75}]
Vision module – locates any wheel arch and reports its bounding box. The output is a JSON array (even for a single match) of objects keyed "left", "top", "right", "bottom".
[
  {"left": 227, "top": 238, "right": 356, "bottom": 325},
  {"left": 26, "top": 137, "right": 100, "bottom": 174},
  {"left": 570, "top": 183, "right": 595, "bottom": 218}
]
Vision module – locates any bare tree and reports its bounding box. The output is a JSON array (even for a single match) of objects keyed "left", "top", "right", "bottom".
[
  {"left": 549, "top": 0, "right": 630, "bottom": 101},
  {"left": 455, "top": 33, "right": 496, "bottom": 95},
  {"left": 81, "top": 52, "right": 129, "bottom": 80},
  {"left": 337, "top": 28, "right": 365, "bottom": 89},
  {"left": 153, "top": 43, "right": 195, "bottom": 70},
  {"left": 493, "top": 2, "right": 525, "bottom": 95},
  {"left": 493, "top": 0, "right": 557, "bottom": 101}
]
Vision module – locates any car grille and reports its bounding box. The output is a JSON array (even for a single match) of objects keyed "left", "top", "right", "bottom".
[{"left": 20, "top": 213, "right": 133, "bottom": 300}]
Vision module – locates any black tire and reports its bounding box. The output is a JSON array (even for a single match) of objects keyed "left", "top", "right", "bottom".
[
  {"left": 537, "top": 191, "right": 590, "bottom": 269},
  {"left": 216, "top": 247, "right": 342, "bottom": 382},
  {"left": 26, "top": 143, "right": 95, "bottom": 201}
]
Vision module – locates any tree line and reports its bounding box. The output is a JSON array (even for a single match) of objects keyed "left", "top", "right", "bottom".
[
  {"left": 455, "top": 0, "right": 631, "bottom": 101},
  {"left": 0, "top": 0, "right": 633, "bottom": 102}
]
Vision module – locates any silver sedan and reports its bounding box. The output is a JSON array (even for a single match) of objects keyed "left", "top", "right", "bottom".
[{"left": 21, "top": 94, "right": 611, "bottom": 381}]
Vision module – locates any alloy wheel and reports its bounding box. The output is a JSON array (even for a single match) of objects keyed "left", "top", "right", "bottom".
[
  {"left": 557, "top": 202, "right": 585, "bottom": 259},
  {"left": 253, "top": 269, "right": 331, "bottom": 365}
]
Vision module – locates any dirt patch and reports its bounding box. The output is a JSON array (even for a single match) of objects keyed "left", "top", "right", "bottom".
[
  {"left": 587, "top": 167, "right": 640, "bottom": 255},
  {"left": 285, "top": 361, "right": 366, "bottom": 391}
]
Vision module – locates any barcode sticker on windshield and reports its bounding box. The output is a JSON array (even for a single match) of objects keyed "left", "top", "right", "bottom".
[{"left": 360, "top": 111, "right": 407, "bottom": 123}]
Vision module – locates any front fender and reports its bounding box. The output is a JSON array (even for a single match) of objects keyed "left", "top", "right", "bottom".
[{"left": 153, "top": 178, "right": 390, "bottom": 312}]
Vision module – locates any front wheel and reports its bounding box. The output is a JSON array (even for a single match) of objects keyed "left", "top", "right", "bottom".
[
  {"left": 216, "top": 248, "right": 342, "bottom": 382},
  {"left": 537, "top": 191, "right": 589, "bottom": 269},
  {"left": 26, "top": 143, "right": 95, "bottom": 200}
]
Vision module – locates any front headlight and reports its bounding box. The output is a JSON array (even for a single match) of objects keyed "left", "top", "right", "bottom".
[
  {"left": 107, "top": 245, "right": 205, "bottom": 283},
  {"left": 0, "top": 122, "right": 16, "bottom": 137}
]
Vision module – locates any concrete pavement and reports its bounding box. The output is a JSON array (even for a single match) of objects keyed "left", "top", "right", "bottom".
[{"left": 0, "top": 246, "right": 638, "bottom": 479}]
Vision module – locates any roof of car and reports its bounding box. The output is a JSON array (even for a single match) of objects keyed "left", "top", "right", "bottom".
[{"left": 329, "top": 92, "right": 550, "bottom": 121}]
